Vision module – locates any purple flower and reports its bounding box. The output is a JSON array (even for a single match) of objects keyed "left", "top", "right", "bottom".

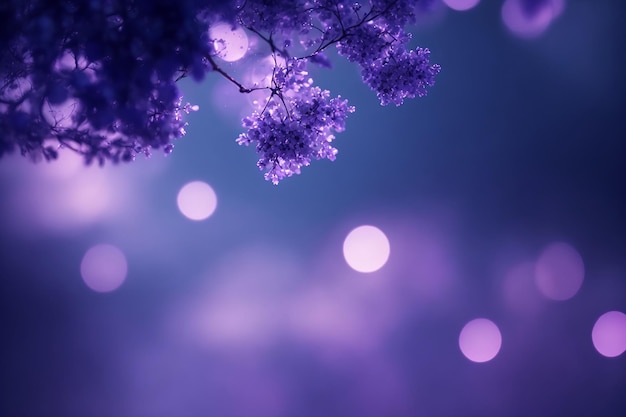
[
  {"left": 1, "top": 0, "right": 440, "bottom": 183},
  {"left": 0, "top": 0, "right": 208, "bottom": 163},
  {"left": 237, "top": 59, "right": 354, "bottom": 184},
  {"left": 362, "top": 47, "right": 441, "bottom": 106}
]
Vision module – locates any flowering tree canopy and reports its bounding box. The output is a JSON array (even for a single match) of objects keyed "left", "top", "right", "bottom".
[{"left": 0, "top": 0, "right": 441, "bottom": 184}]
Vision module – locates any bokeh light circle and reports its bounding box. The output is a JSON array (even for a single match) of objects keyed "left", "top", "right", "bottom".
[
  {"left": 501, "top": 0, "right": 563, "bottom": 39},
  {"left": 209, "top": 23, "right": 249, "bottom": 62},
  {"left": 443, "top": 0, "right": 480, "bottom": 12},
  {"left": 343, "top": 225, "right": 391, "bottom": 273},
  {"left": 459, "top": 318, "right": 502, "bottom": 363},
  {"left": 534, "top": 242, "right": 584, "bottom": 301},
  {"left": 592, "top": 311, "right": 626, "bottom": 358},
  {"left": 80, "top": 244, "right": 127, "bottom": 293},
  {"left": 177, "top": 181, "right": 218, "bottom": 221}
]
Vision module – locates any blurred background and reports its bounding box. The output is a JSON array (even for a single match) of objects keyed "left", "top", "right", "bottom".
[{"left": 1, "top": 1, "right": 625, "bottom": 416}]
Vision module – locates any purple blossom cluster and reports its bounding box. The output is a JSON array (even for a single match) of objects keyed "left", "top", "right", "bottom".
[
  {"left": 362, "top": 46, "right": 440, "bottom": 106},
  {"left": 236, "top": 59, "right": 354, "bottom": 184},
  {"left": 0, "top": 0, "right": 211, "bottom": 163},
  {"left": 332, "top": 3, "right": 441, "bottom": 106},
  {"left": 1, "top": 0, "right": 440, "bottom": 183},
  {"left": 235, "top": 0, "right": 312, "bottom": 33}
]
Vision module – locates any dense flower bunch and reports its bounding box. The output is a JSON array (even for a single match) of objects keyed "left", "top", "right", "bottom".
[
  {"left": 361, "top": 46, "right": 440, "bottom": 106},
  {"left": 0, "top": 0, "right": 215, "bottom": 163},
  {"left": 236, "top": 59, "right": 354, "bottom": 184},
  {"left": 331, "top": 4, "right": 440, "bottom": 105},
  {"left": 0, "top": 0, "right": 440, "bottom": 183}
]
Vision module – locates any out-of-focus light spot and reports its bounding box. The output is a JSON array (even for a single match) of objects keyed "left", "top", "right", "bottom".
[
  {"left": 211, "top": 81, "right": 249, "bottom": 121},
  {"left": 502, "top": 261, "right": 544, "bottom": 315},
  {"left": 2, "top": 77, "right": 31, "bottom": 102},
  {"left": 459, "top": 318, "right": 502, "bottom": 363},
  {"left": 343, "top": 225, "right": 390, "bottom": 273},
  {"left": 209, "top": 23, "right": 249, "bottom": 62},
  {"left": 65, "top": 174, "right": 114, "bottom": 221},
  {"left": 172, "top": 247, "right": 299, "bottom": 351},
  {"left": 42, "top": 99, "right": 79, "bottom": 129},
  {"left": 177, "top": 181, "right": 217, "bottom": 221},
  {"left": 534, "top": 242, "right": 584, "bottom": 301},
  {"left": 194, "top": 297, "right": 277, "bottom": 347},
  {"left": 80, "top": 244, "right": 127, "bottom": 292},
  {"left": 35, "top": 147, "right": 84, "bottom": 180},
  {"left": 501, "top": 0, "right": 564, "bottom": 39},
  {"left": 288, "top": 288, "right": 382, "bottom": 353},
  {"left": 443, "top": 0, "right": 480, "bottom": 11},
  {"left": 12, "top": 165, "right": 119, "bottom": 232},
  {"left": 376, "top": 218, "right": 458, "bottom": 303},
  {"left": 245, "top": 54, "right": 288, "bottom": 95},
  {"left": 592, "top": 311, "right": 626, "bottom": 358}
]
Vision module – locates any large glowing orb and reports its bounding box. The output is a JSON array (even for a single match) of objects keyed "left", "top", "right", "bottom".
[{"left": 343, "top": 225, "right": 391, "bottom": 273}]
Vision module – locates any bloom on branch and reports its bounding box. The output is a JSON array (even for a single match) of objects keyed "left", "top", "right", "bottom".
[
  {"left": 237, "top": 59, "right": 354, "bottom": 184},
  {"left": 1, "top": 0, "right": 440, "bottom": 183}
]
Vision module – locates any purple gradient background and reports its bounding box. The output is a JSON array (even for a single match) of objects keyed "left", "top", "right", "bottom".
[{"left": 1, "top": 1, "right": 625, "bottom": 416}]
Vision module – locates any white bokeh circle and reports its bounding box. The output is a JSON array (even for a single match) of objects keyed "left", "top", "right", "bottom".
[
  {"left": 209, "top": 23, "right": 249, "bottom": 62},
  {"left": 343, "top": 225, "right": 391, "bottom": 273},
  {"left": 177, "top": 181, "right": 218, "bottom": 221}
]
